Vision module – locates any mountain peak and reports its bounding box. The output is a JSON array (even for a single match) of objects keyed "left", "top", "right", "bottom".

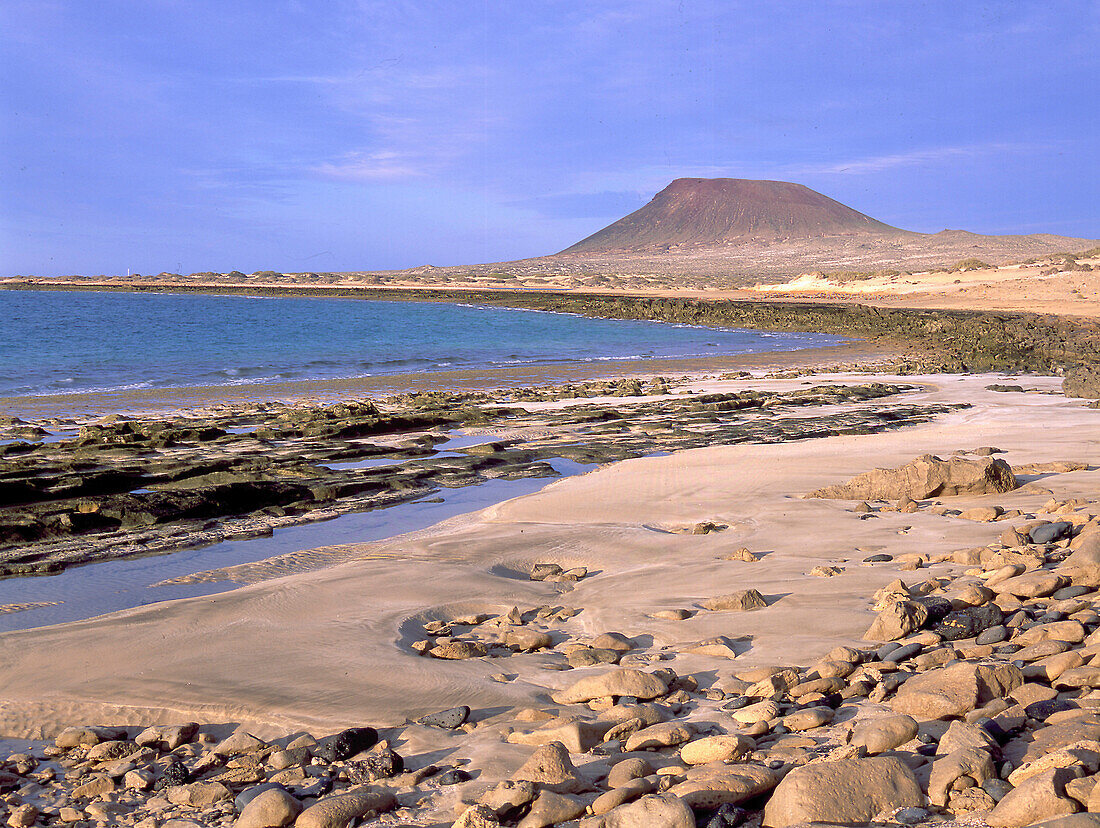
[{"left": 562, "top": 177, "right": 904, "bottom": 254}]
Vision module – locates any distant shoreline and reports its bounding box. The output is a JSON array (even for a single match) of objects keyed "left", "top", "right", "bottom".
[{"left": 4, "top": 278, "right": 1097, "bottom": 375}]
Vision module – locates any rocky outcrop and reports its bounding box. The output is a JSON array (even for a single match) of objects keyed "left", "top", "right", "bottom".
[{"left": 808, "top": 454, "right": 1018, "bottom": 500}]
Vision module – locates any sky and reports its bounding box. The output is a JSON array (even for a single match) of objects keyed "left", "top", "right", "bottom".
[{"left": 2, "top": 1, "right": 1098, "bottom": 276}]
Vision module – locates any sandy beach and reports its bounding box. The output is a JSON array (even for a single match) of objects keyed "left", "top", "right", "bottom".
[{"left": 1, "top": 363, "right": 1098, "bottom": 825}]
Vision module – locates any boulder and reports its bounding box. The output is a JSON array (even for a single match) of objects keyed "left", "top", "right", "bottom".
[
  {"left": 987, "top": 768, "right": 1081, "bottom": 828},
  {"left": 1064, "top": 364, "right": 1100, "bottom": 399},
  {"left": 762, "top": 757, "right": 923, "bottom": 827},
  {"left": 624, "top": 721, "right": 694, "bottom": 752},
  {"left": 235, "top": 788, "right": 302, "bottom": 828},
  {"left": 516, "top": 791, "right": 587, "bottom": 828},
  {"left": 891, "top": 661, "right": 1022, "bottom": 720},
  {"left": 928, "top": 748, "right": 998, "bottom": 807},
  {"left": 807, "top": 454, "right": 1017, "bottom": 500},
  {"left": 581, "top": 794, "right": 695, "bottom": 828},
  {"left": 848, "top": 715, "right": 919, "bottom": 754},
  {"left": 702, "top": 589, "right": 768, "bottom": 612},
  {"left": 680, "top": 735, "right": 754, "bottom": 765},
  {"left": 551, "top": 669, "right": 668, "bottom": 704},
  {"left": 863, "top": 600, "right": 930, "bottom": 641},
  {"left": 295, "top": 787, "right": 397, "bottom": 828},
  {"left": 510, "top": 742, "right": 591, "bottom": 794},
  {"left": 668, "top": 764, "right": 779, "bottom": 809}
]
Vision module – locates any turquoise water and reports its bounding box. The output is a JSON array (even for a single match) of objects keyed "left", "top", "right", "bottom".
[{"left": 0, "top": 290, "right": 841, "bottom": 396}]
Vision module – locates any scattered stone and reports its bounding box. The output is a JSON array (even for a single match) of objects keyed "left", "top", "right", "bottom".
[
  {"left": 807, "top": 454, "right": 1018, "bottom": 501},
  {"left": 702, "top": 589, "right": 768, "bottom": 612}
]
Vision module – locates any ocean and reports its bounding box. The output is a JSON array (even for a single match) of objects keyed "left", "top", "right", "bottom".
[{"left": 0, "top": 289, "right": 842, "bottom": 397}]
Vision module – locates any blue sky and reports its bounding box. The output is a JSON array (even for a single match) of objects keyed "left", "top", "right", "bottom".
[{"left": 2, "top": 1, "right": 1098, "bottom": 276}]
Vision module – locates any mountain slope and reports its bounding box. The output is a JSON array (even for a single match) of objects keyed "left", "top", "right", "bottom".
[{"left": 563, "top": 178, "right": 907, "bottom": 253}]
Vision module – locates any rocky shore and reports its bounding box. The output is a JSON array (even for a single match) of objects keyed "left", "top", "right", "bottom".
[
  {"left": 0, "top": 373, "right": 956, "bottom": 578},
  {"left": 4, "top": 448, "right": 1100, "bottom": 828}
]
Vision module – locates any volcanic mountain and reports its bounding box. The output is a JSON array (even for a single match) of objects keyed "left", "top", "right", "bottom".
[{"left": 563, "top": 178, "right": 908, "bottom": 253}]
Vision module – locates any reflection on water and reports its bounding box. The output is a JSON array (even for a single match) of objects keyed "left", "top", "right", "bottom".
[{"left": 0, "top": 457, "right": 593, "bottom": 633}]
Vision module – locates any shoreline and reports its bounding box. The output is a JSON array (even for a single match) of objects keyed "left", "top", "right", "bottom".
[
  {"left": 5, "top": 279, "right": 1098, "bottom": 377},
  {"left": 0, "top": 340, "right": 884, "bottom": 420}
]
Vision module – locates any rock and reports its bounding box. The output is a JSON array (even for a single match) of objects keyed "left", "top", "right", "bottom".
[
  {"left": 511, "top": 742, "right": 591, "bottom": 794},
  {"left": 782, "top": 707, "right": 834, "bottom": 731},
  {"left": 582, "top": 793, "right": 695, "bottom": 828},
  {"left": 935, "top": 605, "right": 1004, "bottom": 640},
  {"left": 430, "top": 641, "right": 488, "bottom": 659},
  {"left": 313, "top": 727, "right": 378, "bottom": 762},
  {"left": 1064, "top": 364, "right": 1100, "bottom": 399},
  {"left": 551, "top": 669, "right": 668, "bottom": 704},
  {"left": 729, "top": 699, "right": 781, "bottom": 727},
  {"left": 56, "top": 725, "right": 126, "bottom": 749},
  {"left": 135, "top": 723, "right": 198, "bottom": 750},
  {"left": 625, "top": 721, "right": 694, "bottom": 752},
  {"left": 849, "top": 714, "right": 919, "bottom": 754},
  {"left": 961, "top": 506, "right": 1004, "bottom": 522},
  {"left": 478, "top": 780, "right": 537, "bottom": 820},
  {"left": 508, "top": 720, "right": 609, "bottom": 754},
  {"left": 167, "top": 781, "right": 233, "bottom": 807},
  {"left": 591, "top": 779, "right": 658, "bottom": 814},
  {"left": 891, "top": 661, "right": 1022, "bottom": 719},
  {"left": 85, "top": 739, "right": 140, "bottom": 761},
  {"left": 991, "top": 572, "right": 1069, "bottom": 599},
  {"left": 1032, "top": 817, "right": 1100, "bottom": 828},
  {"left": 530, "top": 563, "right": 564, "bottom": 581},
  {"left": 235, "top": 784, "right": 288, "bottom": 812},
  {"left": 419, "top": 706, "right": 471, "bottom": 729},
  {"left": 591, "top": 633, "right": 634, "bottom": 652},
  {"left": 504, "top": 629, "right": 553, "bottom": 652},
  {"left": 124, "top": 769, "right": 154, "bottom": 790},
  {"left": 345, "top": 740, "right": 403, "bottom": 782},
  {"left": 937, "top": 720, "right": 1000, "bottom": 755},
  {"left": 1034, "top": 522, "right": 1075, "bottom": 544},
  {"left": 214, "top": 731, "right": 267, "bottom": 756},
  {"left": 863, "top": 600, "right": 930, "bottom": 641},
  {"left": 72, "top": 774, "right": 115, "bottom": 799},
  {"left": 295, "top": 787, "right": 397, "bottom": 828},
  {"left": 986, "top": 768, "right": 1080, "bottom": 828},
  {"left": 236, "top": 788, "right": 302, "bottom": 828},
  {"left": 567, "top": 647, "right": 621, "bottom": 667},
  {"left": 762, "top": 757, "right": 923, "bottom": 827},
  {"left": 607, "top": 758, "right": 654, "bottom": 788},
  {"left": 453, "top": 804, "right": 501, "bottom": 828},
  {"left": 807, "top": 454, "right": 1018, "bottom": 501},
  {"left": 516, "top": 791, "right": 587, "bottom": 828},
  {"left": 680, "top": 735, "right": 754, "bottom": 765},
  {"left": 7, "top": 804, "right": 37, "bottom": 828},
  {"left": 668, "top": 764, "right": 779, "bottom": 809},
  {"left": 702, "top": 589, "right": 768, "bottom": 612}
]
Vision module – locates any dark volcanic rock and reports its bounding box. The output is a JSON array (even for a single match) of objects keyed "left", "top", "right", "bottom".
[
  {"left": 313, "top": 727, "right": 378, "bottom": 762},
  {"left": 935, "top": 606, "right": 1005, "bottom": 641}
]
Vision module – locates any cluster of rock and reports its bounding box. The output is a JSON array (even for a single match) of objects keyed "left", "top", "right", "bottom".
[{"left": 0, "top": 382, "right": 956, "bottom": 578}]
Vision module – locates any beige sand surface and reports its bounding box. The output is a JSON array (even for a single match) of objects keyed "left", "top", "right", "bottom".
[{"left": 0, "top": 373, "right": 1097, "bottom": 743}]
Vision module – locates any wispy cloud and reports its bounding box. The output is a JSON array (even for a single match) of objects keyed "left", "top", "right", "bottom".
[
  {"left": 313, "top": 150, "right": 425, "bottom": 181},
  {"left": 786, "top": 142, "right": 1047, "bottom": 175}
]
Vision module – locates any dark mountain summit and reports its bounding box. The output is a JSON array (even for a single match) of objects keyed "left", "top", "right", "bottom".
[{"left": 562, "top": 178, "right": 907, "bottom": 253}]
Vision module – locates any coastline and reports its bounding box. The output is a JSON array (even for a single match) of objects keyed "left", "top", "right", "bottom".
[
  {"left": 0, "top": 339, "right": 884, "bottom": 420},
  {"left": 2, "top": 287, "right": 1099, "bottom": 826}
]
